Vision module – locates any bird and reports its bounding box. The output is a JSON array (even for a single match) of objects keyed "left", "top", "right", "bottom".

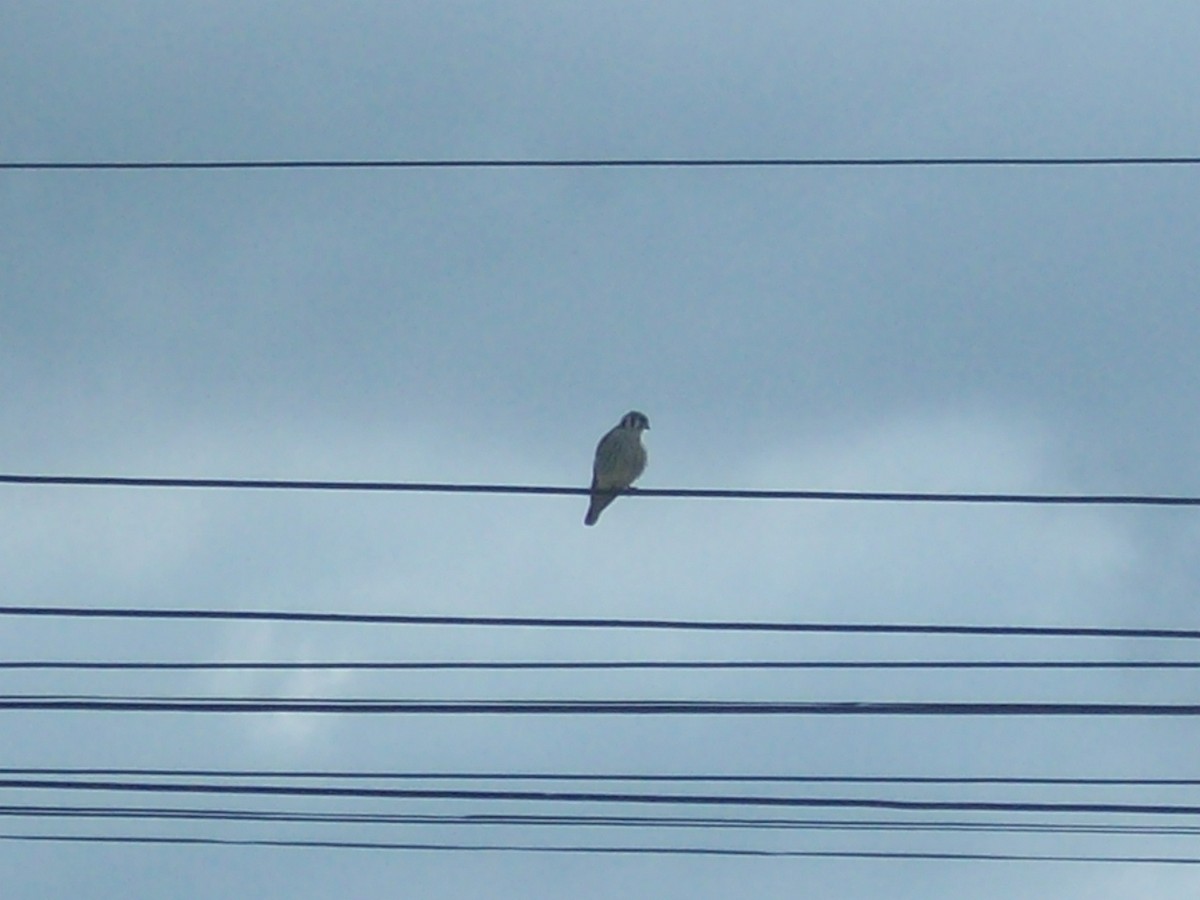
[{"left": 584, "top": 411, "right": 650, "bottom": 526}]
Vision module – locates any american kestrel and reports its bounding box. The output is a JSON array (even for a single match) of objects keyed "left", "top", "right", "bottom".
[{"left": 584, "top": 411, "right": 650, "bottom": 526}]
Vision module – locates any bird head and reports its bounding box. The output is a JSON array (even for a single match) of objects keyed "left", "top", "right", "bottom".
[{"left": 620, "top": 411, "right": 650, "bottom": 431}]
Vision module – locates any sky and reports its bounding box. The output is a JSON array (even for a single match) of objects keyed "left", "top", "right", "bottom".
[{"left": 3, "top": 2, "right": 1200, "bottom": 897}]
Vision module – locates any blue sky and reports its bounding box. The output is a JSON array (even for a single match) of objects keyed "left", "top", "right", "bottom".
[{"left": 3, "top": 3, "right": 1200, "bottom": 897}]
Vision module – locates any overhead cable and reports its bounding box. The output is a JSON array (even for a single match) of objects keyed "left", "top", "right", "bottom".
[
  {"left": 6, "top": 767, "right": 1200, "bottom": 787},
  {"left": 5, "top": 658, "right": 1199, "bottom": 671},
  {"left": 2, "top": 605, "right": 1197, "bottom": 639},
  {"left": 5, "top": 155, "right": 1200, "bottom": 171},
  {"left": 7, "top": 777, "right": 1200, "bottom": 814},
  {"left": 3, "top": 472, "right": 1199, "bottom": 507},
  {"left": 4, "top": 696, "right": 1200, "bottom": 715},
  {"left": 5, "top": 832, "right": 1200, "bottom": 863},
  {"left": 5, "top": 804, "right": 1200, "bottom": 836}
]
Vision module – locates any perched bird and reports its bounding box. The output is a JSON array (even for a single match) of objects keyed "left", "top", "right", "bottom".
[{"left": 584, "top": 411, "right": 650, "bottom": 526}]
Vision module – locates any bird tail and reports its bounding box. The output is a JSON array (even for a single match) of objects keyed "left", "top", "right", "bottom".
[{"left": 584, "top": 491, "right": 617, "bottom": 526}]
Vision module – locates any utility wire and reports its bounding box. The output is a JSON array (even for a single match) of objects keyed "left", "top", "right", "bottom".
[
  {"left": 8, "top": 805, "right": 1200, "bottom": 837},
  {"left": 3, "top": 472, "right": 1199, "bottom": 506},
  {"left": 5, "top": 659, "right": 1199, "bottom": 671},
  {"left": 6, "top": 777, "right": 1200, "bottom": 815},
  {"left": 5, "top": 833, "right": 1200, "bottom": 863},
  {"left": 5, "top": 804, "right": 1200, "bottom": 837},
  {"left": 3, "top": 605, "right": 1198, "bottom": 639},
  {"left": 5, "top": 155, "right": 1200, "bottom": 171},
  {"left": 6, "top": 767, "right": 1200, "bottom": 787},
  {"left": 4, "top": 696, "right": 1200, "bottom": 715}
]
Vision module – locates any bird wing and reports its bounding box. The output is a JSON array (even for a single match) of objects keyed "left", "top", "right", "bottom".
[
  {"left": 585, "top": 427, "right": 647, "bottom": 526},
  {"left": 592, "top": 430, "right": 646, "bottom": 490}
]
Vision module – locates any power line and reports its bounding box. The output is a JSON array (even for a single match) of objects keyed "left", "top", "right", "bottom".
[
  {"left": 5, "top": 804, "right": 1200, "bottom": 837},
  {"left": 8, "top": 805, "right": 1200, "bottom": 835},
  {"left": 5, "top": 696, "right": 1200, "bottom": 715},
  {"left": 7, "top": 767, "right": 1200, "bottom": 787},
  {"left": 3, "top": 605, "right": 1199, "bottom": 639},
  {"left": 4, "top": 472, "right": 1200, "bottom": 506},
  {"left": 12, "top": 805, "right": 1200, "bottom": 835},
  {"left": 6, "top": 777, "right": 1200, "bottom": 815},
  {"left": 5, "top": 155, "right": 1200, "bottom": 171},
  {"left": 4, "top": 833, "right": 1200, "bottom": 863},
  {"left": 5, "top": 658, "right": 1199, "bottom": 671}
]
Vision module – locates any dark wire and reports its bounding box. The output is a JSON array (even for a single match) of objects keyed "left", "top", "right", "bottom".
[
  {"left": 4, "top": 833, "right": 1200, "bottom": 863},
  {"left": 4, "top": 697, "right": 1200, "bottom": 715},
  {"left": 6, "top": 767, "right": 1200, "bottom": 787},
  {"left": 5, "top": 777, "right": 1200, "bottom": 814},
  {"left": 5, "top": 155, "right": 1200, "bottom": 171},
  {"left": 2, "top": 605, "right": 1198, "bottom": 639},
  {"left": 4, "top": 659, "right": 1199, "bottom": 671},
  {"left": 5, "top": 805, "right": 1200, "bottom": 836},
  {"left": 3, "top": 472, "right": 1200, "bottom": 506}
]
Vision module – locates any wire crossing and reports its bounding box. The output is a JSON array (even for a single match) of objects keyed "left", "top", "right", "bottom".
[
  {"left": 3, "top": 472, "right": 1200, "bottom": 506},
  {"left": 5, "top": 155, "right": 1200, "bottom": 171}
]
